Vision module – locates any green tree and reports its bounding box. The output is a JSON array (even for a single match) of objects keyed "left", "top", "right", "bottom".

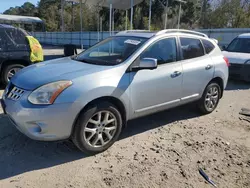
[{"left": 2, "top": 0, "right": 250, "bottom": 31}]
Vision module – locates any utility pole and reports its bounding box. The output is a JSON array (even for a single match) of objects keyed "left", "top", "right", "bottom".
[
  {"left": 109, "top": 4, "right": 112, "bottom": 36},
  {"left": 149, "top": 0, "right": 152, "bottom": 30},
  {"left": 97, "top": 7, "right": 100, "bottom": 42},
  {"left": 61, "top": 0, "right": 64, "bottom": 32},
  {"left": 125, "top": 10, "right": 128, "bottom": 30},
  {"left": 201, "top": 0, "right": 207, "bottom": 28},
  {"left": 175, "top": 0, "right": 186, "bottom": 29},
  {"left": 72, "top": 2, "right": 74, "bottom": 31},
  {"left": 112, "top": 9, "right": 115, "bottom": 36},
  {"left": 158, "top": 0, "right": 169, "bottom": 29},
  {"left": 164, "top": 0, "right": 169, "bottom": 29},
  {"left": 130, "top": 0, "right": 134, "bottom": 30},
  {"left": 80, "top": 0, "right": 83, "bottom": 49}
]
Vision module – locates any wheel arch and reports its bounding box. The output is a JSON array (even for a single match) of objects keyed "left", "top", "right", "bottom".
[
  {"left": 0, "top": 59, "right": 31, "bottom": 83},
  {"left": 70, "top": 96, "right": 127, "bottom": 137},
  {"left": 0, "top": 59, "right": 31, "bottom": 74}
]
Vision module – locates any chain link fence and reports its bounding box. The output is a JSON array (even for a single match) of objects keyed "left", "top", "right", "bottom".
[{"left": 33, "top": 28, "right": 250, "bottom": 48}]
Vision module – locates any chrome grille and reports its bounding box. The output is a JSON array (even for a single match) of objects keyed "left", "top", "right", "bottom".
[{"left": 7, "top": 86, "right": 25, "bottom": 101}]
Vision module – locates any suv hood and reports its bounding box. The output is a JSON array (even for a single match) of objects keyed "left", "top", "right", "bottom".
[
  {"left": 11, "top": 57, "right": 110, "bottom": 90},
  {"left": 222, "top": 51, "right": 250, "bottom": 64}
]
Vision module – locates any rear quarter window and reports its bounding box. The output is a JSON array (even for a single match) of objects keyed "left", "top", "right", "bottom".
[
  {"left": 5, "top": 28, "right": 27, "bottom": 45},
  {"left": 202, "top": 39, "right": 215, "bottom": 54}
]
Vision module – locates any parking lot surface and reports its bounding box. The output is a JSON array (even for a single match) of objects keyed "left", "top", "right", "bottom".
[
  {"left": 0, "top": 80, "right": 250, "bottom": 188},
  {"left": 43, "top": 45, "right": 84, "bottom": 61}
]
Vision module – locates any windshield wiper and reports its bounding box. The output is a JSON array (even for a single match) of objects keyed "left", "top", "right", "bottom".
[
  {"left": 72, "top": 56, "right": 117, "bottom": 66},
  {"left": 73, "top": 57, "right": 98, "bottom": 65}
]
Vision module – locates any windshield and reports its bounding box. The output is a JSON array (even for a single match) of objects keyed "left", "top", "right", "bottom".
[
  {"left": 226, "top": 37, "right": 250, "bottom": 53},
  {"left": 74, "top": 36, "right": 147, "bottom": 65}
]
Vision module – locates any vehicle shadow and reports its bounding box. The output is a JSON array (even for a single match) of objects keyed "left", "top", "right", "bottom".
[
  {"left": 226, "top": 79, "right": 250, "bottom": 90},
  {"left": 0, "top": 114, "right": 85, "bottom": 180},
  {"left": 0, "top": 104, "right": 200, "bottom": 180},
  {"left": 121, "top": 104, "right": 199, "bottom": 139}
]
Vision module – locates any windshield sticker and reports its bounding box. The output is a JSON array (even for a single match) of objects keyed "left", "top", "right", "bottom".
[{"left": 124, "top": 39, "right": 141, "bottom": 45}]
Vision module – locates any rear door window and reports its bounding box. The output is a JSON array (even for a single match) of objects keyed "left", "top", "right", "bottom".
[
  {"left": 202, "top": 39, "right": 215, "bottom": 54},
  {"left": 180, "top": 37, "right": 205, "bottom": 60}
]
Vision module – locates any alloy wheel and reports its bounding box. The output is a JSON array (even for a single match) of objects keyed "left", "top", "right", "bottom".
[
  {"left": 83, "top": 111, "right": 117, "bottom": 148},
  {"left": 205, "top": 86, "right": 219, "bottom": 111}
]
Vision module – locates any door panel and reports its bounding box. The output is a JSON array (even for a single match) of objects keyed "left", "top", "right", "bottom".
[
  {"left": 129, "top": 37, "right": 183, "bottom": 118},
  {"left": 130, "top": 62, "right": 182, "bottom": 118},
  {"left": 179, "top": 37, "right": 214, "bottom": 103},
  {"left": 181, "top": 56, "right": 214, "bottom": 102}
]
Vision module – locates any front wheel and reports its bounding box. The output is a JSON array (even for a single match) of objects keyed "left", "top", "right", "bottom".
[
  {"left": 198, "top": 82, "right": 221, "bottom": 114},
  {"left": 72, "top": 102, "right": 123, "bottom": 154},
  {"left": 2, "top": 64, "right": 24, "bottom": 85}
]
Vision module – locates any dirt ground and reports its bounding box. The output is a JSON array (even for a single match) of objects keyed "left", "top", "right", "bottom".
[{"left": 0, "top": 80, "right": 250, "bottom": 188}]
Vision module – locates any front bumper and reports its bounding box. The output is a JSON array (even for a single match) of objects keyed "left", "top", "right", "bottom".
[
  {"left": 1, "top": 91, "right": 79, "bottom": 141},
  {"left": 229, "top": 63, "right": 250, "bottom": 82}
]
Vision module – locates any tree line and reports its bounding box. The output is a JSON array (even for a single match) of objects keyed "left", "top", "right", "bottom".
[{"left": 3, "top": 0, "right": 250, "bottom": 32}]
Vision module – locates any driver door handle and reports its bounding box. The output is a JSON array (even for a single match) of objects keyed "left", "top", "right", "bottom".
[{"left": 171, "top": 71, "right": 182, "bottom": 78}]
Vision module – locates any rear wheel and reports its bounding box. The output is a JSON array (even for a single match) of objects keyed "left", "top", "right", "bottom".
[
  {"left": 198, "top": 82, "right": 221, "bottom": 114},
  {"left": 72, "top": 102, "right": 123, "bottom": 154},
  {"left": 2, "top": 64, "right": 24, "bottom": 85}
]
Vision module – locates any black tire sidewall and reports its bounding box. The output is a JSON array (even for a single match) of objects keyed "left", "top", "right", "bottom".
[
  {"left": 2, "top": 64, "right": 25, "bottom": 85},
  {"left": 200, "top": 82, "right": 221, "bottom": 113},
  {"left": 72, "top": 102, "right": 123, "bottom": 154}
]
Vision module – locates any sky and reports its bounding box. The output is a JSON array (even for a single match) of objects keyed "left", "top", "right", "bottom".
[{"left": 0, "top": 0, "right": 39, "bottom": 13}]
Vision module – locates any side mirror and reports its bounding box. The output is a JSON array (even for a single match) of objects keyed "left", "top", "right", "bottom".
[
  {"left": 222, "top": 45, "right": 227, "bottom": 51},
  {"left": 131, "top": 58, "right": 158, "bottom": 71}
]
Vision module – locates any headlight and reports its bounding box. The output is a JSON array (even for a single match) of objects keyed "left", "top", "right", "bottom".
[{"left": 28, "top": 81, "right": 72, "bottom": 105}]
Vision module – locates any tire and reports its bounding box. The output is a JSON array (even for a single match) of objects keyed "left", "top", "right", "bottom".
[
  {"left": 2, "top": 64, "right": 25, "bottom": 86},
  {"left": 72, "top": 102, "right": 123, "bottom": 154},
  {"left": 198, "top": 82, "right": 221, "bottom": 114}
]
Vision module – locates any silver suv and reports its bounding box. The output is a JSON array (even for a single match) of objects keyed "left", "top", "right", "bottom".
[
  {"left": 222, "top": 33, "right": 250, "bottom": 82},
  {"left": 2, "top": 29, "right": 229, "bottom": 154}
]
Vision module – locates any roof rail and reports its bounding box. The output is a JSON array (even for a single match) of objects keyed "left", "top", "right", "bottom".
[
  {"left": 155, "top": 29, "right": 208, "bottom": 38},
  {"left": 116, "top": 30, "right": 151, "bottom": 35}
]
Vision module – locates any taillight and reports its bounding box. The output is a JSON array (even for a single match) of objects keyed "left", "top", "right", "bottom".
[{"left": 223, "top": 57, "right": 230, "bottom": 67}]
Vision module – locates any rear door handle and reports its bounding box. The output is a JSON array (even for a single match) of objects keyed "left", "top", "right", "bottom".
[
  {"left": 205, "top": 64, "right": 213, "bottom": 70},
  {"left": 171, "top": 71, "right": 182, "bottom": 78}
]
